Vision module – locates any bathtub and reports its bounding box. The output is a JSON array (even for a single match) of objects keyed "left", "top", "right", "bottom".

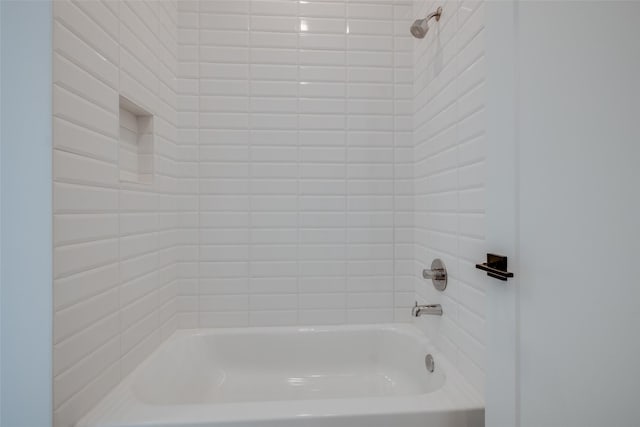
[{"left": 77, "top": 324, "right": 484, "bottom": 427}]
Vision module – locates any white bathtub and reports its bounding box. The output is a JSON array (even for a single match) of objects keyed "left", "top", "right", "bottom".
[{"left": 78, "top": 324, "right": 484, "bottom": 427}]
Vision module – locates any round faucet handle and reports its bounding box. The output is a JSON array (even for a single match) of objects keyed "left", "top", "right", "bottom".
[{"left": 422, "top": 259, "right": 447, "bottom": 291}]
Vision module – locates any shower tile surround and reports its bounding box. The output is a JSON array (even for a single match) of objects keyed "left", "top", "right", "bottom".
[{"left": 51, "top": 0, "right": 486, "bottom": 426}]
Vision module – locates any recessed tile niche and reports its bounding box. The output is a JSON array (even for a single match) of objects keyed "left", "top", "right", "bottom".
[{"left": 119, "top": 96, "right": 154, "bottom": 184}]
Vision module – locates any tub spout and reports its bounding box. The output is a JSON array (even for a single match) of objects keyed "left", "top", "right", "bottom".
[{"left": 411, "top": 301, "right": 443, "bottom": 317}]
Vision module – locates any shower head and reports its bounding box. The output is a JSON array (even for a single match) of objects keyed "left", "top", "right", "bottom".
[
  {"left": 410, "top": 18, "right": 430, "bottom": 39},
  {"left": 410, "top": 7, "right": 442, "bottom": 39}
]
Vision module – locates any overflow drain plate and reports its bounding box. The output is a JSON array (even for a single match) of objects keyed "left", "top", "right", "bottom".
[{"left": 425, "top": 354, "right": 435, "bottom": 373}]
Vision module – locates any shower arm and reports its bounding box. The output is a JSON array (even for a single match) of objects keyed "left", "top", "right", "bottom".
[{"left": 426, "top": 8, "right": 442, "bottom": 23}]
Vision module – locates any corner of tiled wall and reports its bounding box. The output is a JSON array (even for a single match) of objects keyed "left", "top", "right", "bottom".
[
  {"left": 393, "top": 0, "right": 416, "bottom": 322},
  {"left": 412, "top": 0, "right": 487, "bottom": 395},
  {"left": 176, "top": 0, "right": 201, "bottom": 329}
]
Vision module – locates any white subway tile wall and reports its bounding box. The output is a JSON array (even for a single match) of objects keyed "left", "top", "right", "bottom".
[
  {"left": 52, "top": 0, "right": 486, "bottom": 424},
  {"left": 412, "top": 0, "right": 486, "bottom": 394},
  {"left": 175, "top": 0, "right": 415, "bottom": 329},
  {"left": 52, "top": 1, "right": 179, "bottom": 426}
]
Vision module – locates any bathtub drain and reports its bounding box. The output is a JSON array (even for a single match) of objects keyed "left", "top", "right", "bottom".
[{"left": 425, "top": 354, "right": 435, "bottom": 373}]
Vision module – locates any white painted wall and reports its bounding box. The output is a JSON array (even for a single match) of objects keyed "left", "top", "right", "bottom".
[
  {"left": 51, "top": 2, "right": 180, "bottom": 426},
  {"left": 412, "top": 0, "right": 487, "bottom": 395},
  {"left": 484, "top": 1, "right": 518, "bottom": 424},
  {"left": 176, "top": 0, "right": 415, "bottom": 328},
  {"left": 516, "top": 2, "right": 640, "bottom": 425},
  {"left": 0, "top": 1, "right": 3, "bottom": 421},
  {"left": 0, "top": 1, "right": 3, "bottom": 423},
  {"left": 1, "top": 1, "right": 53, "bottom": 426}
]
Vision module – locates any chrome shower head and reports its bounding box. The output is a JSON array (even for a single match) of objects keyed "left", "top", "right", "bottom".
[
  {"left": 410, "top": 18, "right": 429, "bottom": 39},
  {"left": 410, "top": 6, "right": 442, "bottom": 39}
]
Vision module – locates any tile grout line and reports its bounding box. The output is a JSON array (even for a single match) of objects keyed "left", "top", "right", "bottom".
[
  {"left": 196, "top": 0, "right": 202, "bottom": 329},
  {"left": 296, "top": 0, "right": 301, "bottom": 325},
  {"left": 116, "top": 0, "right": 123, "bottom": 383},
  {"left": 392, "top": 3, "right": 397, "bottom": 322},
  {"left": 247, "top": 0, "right": 253, "bottom": 327},
  {"left": 344, "top": 0, "right": 349, "bottom": 324}
]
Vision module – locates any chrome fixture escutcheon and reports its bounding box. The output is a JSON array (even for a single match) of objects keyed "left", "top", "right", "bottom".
[{"left": 423, "top": 258, "right": 447, "bottom": 291}]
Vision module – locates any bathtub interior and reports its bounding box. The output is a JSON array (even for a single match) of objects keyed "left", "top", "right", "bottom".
[{"left": 131, "top": 327, "right": 446, "bottom": 405}]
